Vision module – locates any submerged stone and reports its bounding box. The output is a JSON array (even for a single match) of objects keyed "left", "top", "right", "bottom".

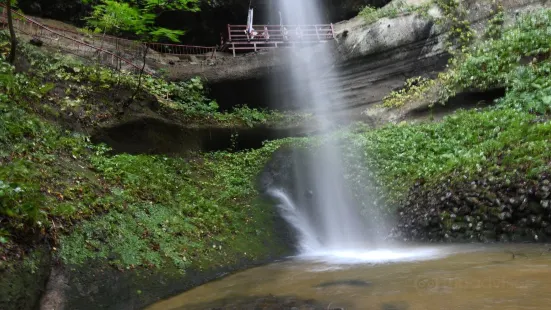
[{"left": 315, "top": 279, "right": 372, "bottom": 288}]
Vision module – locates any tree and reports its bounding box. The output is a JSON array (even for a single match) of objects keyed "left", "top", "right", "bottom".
[
  {"left": 5, "top": 0, "right": 17, "bottom": 64},
  {"left": 83, "top": 0, "right": 200, "bottom": 102},
  {"left": 84, "top": 0, "right": 200, "bottom": 42}
]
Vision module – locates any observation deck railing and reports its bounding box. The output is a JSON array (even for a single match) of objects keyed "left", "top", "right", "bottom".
[{"left": 225, "top": 24, "right": 335, "bottom": 56}]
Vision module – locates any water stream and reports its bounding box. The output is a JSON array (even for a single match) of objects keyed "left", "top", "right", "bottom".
[{"left": 148, "top": 244, "right": 551, "bottom": 310}]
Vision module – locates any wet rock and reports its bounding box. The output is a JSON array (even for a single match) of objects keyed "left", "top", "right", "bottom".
[
  {"left": 395, "top": 172, "right": 551, "bottom": 243},
  {"left": 29, "top": 37, "right": 43, "bottom": 47},
  {"left": 539, "top": 186, "right": 550, "bottom": 199},
  {"left": 498, "top": 234, "right": 510, "bottom": 242},
  {"left": 451, "top": 223, "right": 463, "bottom": 232},
  {"left": 509, "top": 197, "right": 521, "bottom": 207},
  {"left": 315, "top": 280, "right": 371, "bottom": 288},
  {"left": 528, "top": 200, "right": 544, "bottom": 214},
  {"left": 481, "top": 231, "right": 497, "bottom": 242},
  {"left": 528, "top": 215, "right": 542, "bottom": 227},
  {"left": 457, "top": 206, "right": 471, "bottom": 216},
  {"left": 381, "top": 301, "right": 409, "bottom": 310},
  {"left": 475, "top": 222, "right": 483, "bottom": 231},
  {"left": 498, "top": 212, "right": 512, "bottom": 221},
  {"left": 517, "top": 218, "right": 529, "bottom": 228},
  {"left": 511, "top": 232, "right": 530, "bottom": 242}
]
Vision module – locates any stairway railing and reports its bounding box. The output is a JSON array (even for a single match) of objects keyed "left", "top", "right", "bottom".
[{"left": 0, "top": 4, "right": 218, "bottom": 75}]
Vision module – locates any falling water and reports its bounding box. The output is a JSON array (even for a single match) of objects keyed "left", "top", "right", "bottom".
[
  {"left": 269, "top": 0, "right": 443, "bottom": 264},
  {"left": 271, "top": 0, "right": 372, "bottom": 255}
]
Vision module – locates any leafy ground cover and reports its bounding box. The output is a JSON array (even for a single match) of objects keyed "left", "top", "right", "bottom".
[
  {"left": 0, "top": 37, "right": 294, "bottom": 270},
  {"left": 382, "top": 8, "right": 551, "bottom": 111},
  {"left": 2, "top": 35, "right": 310, "bottom": 130}
]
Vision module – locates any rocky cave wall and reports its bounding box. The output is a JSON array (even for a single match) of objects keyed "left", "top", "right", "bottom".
[{"left": 168, "top": 0, "right": 551, "bottom": 124}]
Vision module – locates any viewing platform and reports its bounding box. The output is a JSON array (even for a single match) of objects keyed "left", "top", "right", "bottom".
[{"left": 223, "top": 24, "right": 335, "bottom": 56}]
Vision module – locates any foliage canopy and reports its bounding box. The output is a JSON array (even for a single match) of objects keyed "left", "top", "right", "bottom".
[{"left": 83, "top": 0, "right": 200, "bottom": 42}]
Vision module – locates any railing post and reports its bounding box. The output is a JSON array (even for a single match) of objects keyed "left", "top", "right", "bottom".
[
  {"left": 330, "top": 23, "right": 335, "bottom": 40},
  {"left": 315, "top": 26, "right": 320, "bottom": 41},
  {"left": 227, "top": 24, "right": 231, "bottom": 42},
  {"left": 232, "top": 43, "right": 235, "bottom": 57}
]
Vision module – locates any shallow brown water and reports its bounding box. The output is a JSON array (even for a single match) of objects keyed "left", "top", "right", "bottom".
[{"left": 148, "top": 244, "right": 551, "bottom": 310}]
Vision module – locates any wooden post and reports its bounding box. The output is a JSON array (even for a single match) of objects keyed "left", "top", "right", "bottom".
[
  {"left": 232, "top": 43, "right": 236, "bottom": 57},
  {"left": 227, "top": 24, "right": 232, "bottom": 42}
]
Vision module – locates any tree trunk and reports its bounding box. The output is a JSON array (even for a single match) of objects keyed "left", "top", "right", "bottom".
[
  {"left": 129, "top": 45, "right": 149, "bottom": 103},
  {"left": 6, "top": 0, "right": 17, "bottom": 64}
]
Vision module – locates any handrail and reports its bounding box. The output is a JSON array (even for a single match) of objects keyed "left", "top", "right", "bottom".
[
  {"left": 43, "top": 24, "right": 217, "bottom": 57},
  {"left": 0, "top": 5, "right": 217, "bottom": 59},
  {"left": 0, "top": 4, "right": 156, "bottom": 74},
  {"left": 227, "top": 23, "right": 334, "bottom": 43}
]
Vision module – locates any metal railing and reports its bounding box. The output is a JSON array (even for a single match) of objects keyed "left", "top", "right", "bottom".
[
  {"left": 38, "top": 26, "right": 217, "bottom": 59},
  {"left": 228, "top": 24, "right": 334, "bottom": 42},
  {"left": 0, "top": 4, "right": 217, "bottom": 65},
  {"left": 225, "top": 24, "right": 334, "bottom": 56},
  {"left": 0, "top": 5, "right": 155, "bottom": 74}
]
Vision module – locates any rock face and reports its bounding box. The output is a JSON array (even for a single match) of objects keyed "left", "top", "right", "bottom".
[
  {"left": 392, "top": 175, "right": 551, "bottom": 243},
  {"left": 0, "top": 246, "right": 51, "bottom": 310},
  {"left": 171, "top": 0, "right": 551, "bottom": 123}
]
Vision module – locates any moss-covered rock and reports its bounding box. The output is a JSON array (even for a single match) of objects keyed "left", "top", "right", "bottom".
[{"left": 0, "top": 246, "right": 51, "bottom": 310}]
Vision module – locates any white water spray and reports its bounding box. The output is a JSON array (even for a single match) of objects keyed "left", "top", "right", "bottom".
[
  {"left": 273, "top": 0, "right": 372, "bottom": 253},
  {"left": 270, "top": 0, "right": 445, "bottom": 264}
]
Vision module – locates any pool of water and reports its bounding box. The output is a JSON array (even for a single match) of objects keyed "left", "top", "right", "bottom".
[{"left": 147, "top": 244, "right": 551, "bottom": 310}]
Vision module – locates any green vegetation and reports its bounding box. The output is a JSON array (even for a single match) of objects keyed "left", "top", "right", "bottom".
[
  {"left": 355, "top": 8, "right": 551, "bottom": 209},
  {"left": 485, "top": 1, "right": 505, "bottom": 39},
  {"left": 448, "top": 9, "right": 551, "bottom": 112},
  {"left": 359, "top": 0, "right": 432, "bottom": 24},
  {"left": 60, "top": 142, "right": 288, "bottom": 270},
  {"left": 433, "top": 0, "right": 474, "bottom": 51},
  {"left": 4, "top": 37, "right": 308, "bottom": 128},
  {"left": 83, "top": 0, "right": 200, "bottom": 42},
  {"left": 342, "top": 109, "right": 551, "bottom": 206},
  {"left": 381, "top": 8, "right": 551, "bottom": 110},
  {"left": 382, "top": 77, "right": 433, "bottom": 108},
  {"left": 0, "top": 35, "right": 295, "bottom": 270}
]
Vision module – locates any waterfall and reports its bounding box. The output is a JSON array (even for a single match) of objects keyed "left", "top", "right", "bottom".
[{"left": 268, "top": 0, "right": 373, "bottom": 255}]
